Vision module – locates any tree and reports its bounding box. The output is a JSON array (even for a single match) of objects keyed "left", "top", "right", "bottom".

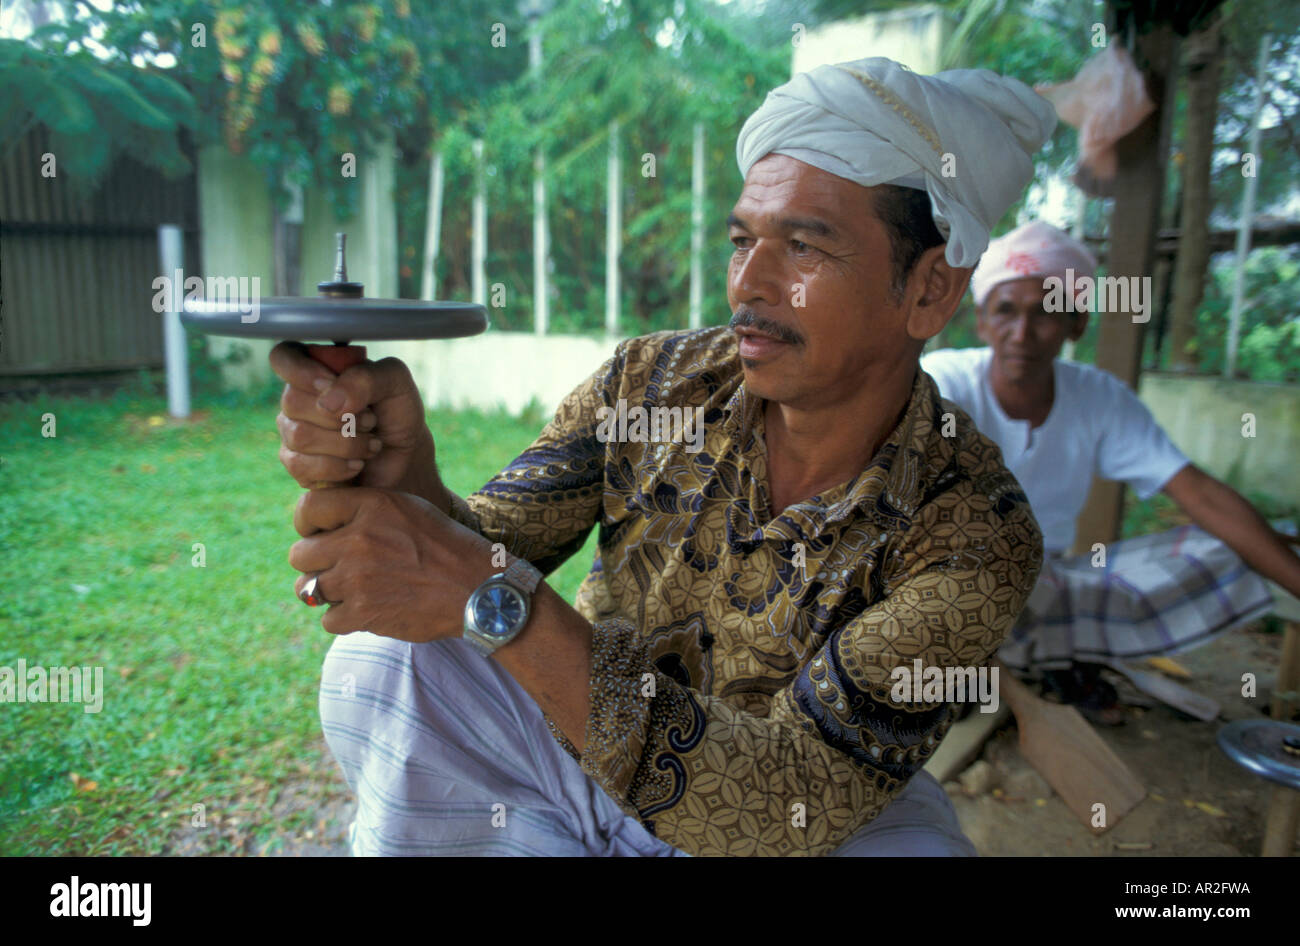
[
  {"left": 437, "top": 0, "right": 790, "bottom": 331},
  {"left": 82, "top": 0, "right": 520, "bottom": 221},
  {"left": 1, "top": 22, "right": 196, "bottom": 190}
]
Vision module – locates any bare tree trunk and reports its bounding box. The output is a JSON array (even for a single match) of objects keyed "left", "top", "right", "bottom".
[
  {"left": 272, "top": 179, "right": 304, "bottom": 296},
  {"left": 1166, "top": 12, "right": 1223, "bottom": 371}
]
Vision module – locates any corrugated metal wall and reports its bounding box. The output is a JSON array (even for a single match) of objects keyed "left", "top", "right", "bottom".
[{"left": 0, "top": 125, "right": 200, "bottom": 379}]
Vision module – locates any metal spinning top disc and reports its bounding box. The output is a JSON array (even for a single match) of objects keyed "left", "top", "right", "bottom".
[
  {"left": 1216, "top": 719, "right": 1300, "bottom": 790},
  {"left": 180, "top": 232, "right": 488, "bottom": 342}
]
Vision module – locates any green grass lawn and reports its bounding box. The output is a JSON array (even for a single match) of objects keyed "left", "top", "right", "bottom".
[{"left": 0, "top": 382, "right": 596, "bottom": 855}]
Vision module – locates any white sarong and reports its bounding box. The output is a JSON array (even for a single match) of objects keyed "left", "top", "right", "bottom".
[{"left": 319, "top": 632, "right": 976, "bottom": 857}]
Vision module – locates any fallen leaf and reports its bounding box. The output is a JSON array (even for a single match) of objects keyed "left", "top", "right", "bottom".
[
  {"left": 69, "top": 772, "right": 98, "bottom": 793},
  {"left": 1150, "top": 793, "right": 1165, "bottom": 802},
  {"left": 1196, "top": 802, "right": 1227, "bottom": 818},
  {"left": 148, "top": 415, "right": 165, "bottom": 427},
  {"left": 1145, "top": 656, "right": 1192, "bottom": 679},
  {"left": 1035, "top": 798, "right": 1047, "bottom": 807},
  {"left": 118, "top": 666, "right": 134, "bottom": 679}
]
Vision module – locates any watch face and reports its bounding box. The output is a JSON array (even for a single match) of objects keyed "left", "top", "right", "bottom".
[{"left": 472, "top": 583, "right": 527, "bottom": 639}]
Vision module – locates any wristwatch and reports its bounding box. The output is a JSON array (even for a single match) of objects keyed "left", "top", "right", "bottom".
[{"left": 462, "top": 557, "right": 544, "bottom": 656}]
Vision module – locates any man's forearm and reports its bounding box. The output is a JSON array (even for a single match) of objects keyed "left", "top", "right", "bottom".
[
  {"left": 1172, "top": 469, "right": 1300, "bottom": 598},
  {"left": 491, "top": 581, "right": 593, "bottom": 753}
]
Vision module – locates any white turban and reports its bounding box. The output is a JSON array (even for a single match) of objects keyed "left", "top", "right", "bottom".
[
  {"left": 735, "top": 57, "right": 1057, "bottom": 268},
  {"left": 969, "top": 221, "right": 1098, "bottom": 307}
]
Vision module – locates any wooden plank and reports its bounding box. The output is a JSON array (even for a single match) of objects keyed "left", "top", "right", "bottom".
[
  {"left": 1272, "top": 623, "right": 1300, "bottom": 722},
  {"left": 996, "top": 661, "right": 1145, "bottom": 832},
  {"left": 924, "top": 703, "right": 1011, "bottom": 784},
  {"left": 1103, "top": 660, "right": 1220, "bottom": 721}
]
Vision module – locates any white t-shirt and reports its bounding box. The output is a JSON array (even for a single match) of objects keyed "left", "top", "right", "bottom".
[{"left": 919, "top": 347, "right": 1189, "bottom": 553}]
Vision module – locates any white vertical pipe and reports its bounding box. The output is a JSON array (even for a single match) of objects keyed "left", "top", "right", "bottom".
[
  {"left": 534, "top": 149, "right": 549, "bottom": 335},
  {"left": 472, "top": 138, "right": 486, "bottom": 308},
  {"left": 605, "top": 121, "right": 621, "bottom": 336},
  {"left": 1226, "top": 33, "right": 1271, "bottom": 378},
  {"left": 159, "top": 224, "right": 189, "bottom": 418},
  {"left": 689, "top": 122, "right": 704, "bottom": 330},
  {"left": 421, "top": 150, "right": 444, "bottom": 301},
  {"left": 530, "top": 18, "right": 548, "bottom": 335}
]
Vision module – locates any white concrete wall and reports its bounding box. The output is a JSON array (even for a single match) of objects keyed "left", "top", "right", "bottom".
[
  {"left": 212, "top": 331, "right": 627, "bottom": 417},
  {"left": 367, "top": 332, "right": 625, "bottom": 415},
  {"left": 793, "top": 4, "right": 952, "bottom": 75},
  {"left": 1139, "top": 373, "right": 1300, "bottom": 509}
]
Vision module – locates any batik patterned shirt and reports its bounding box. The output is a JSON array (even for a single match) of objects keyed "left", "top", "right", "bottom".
[{"left": 447, "top": 325, "right": 1043, "bottom": 856}]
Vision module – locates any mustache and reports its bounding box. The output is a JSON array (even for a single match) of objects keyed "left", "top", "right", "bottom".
[{"left": 728, "top": 307, "right": 804, "bottom": 346}]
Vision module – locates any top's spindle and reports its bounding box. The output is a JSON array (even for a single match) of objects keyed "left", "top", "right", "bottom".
[{"left": 317, "top": 232, "right": 364, "bottom": 300}]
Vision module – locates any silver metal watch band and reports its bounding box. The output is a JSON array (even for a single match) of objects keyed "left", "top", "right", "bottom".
[{"left": 503, "top": 557, "right": 542, "bottom": 594}]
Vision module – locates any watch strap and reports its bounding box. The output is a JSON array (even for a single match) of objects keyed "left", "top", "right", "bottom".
[
  {"left": 462, "top": 557, "right": 542, "bottom": 657},
  {"left": 503, "top": 556, "right": 542, "bottom": 594}
]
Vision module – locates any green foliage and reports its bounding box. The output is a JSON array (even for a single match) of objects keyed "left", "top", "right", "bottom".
[
  {"left": 1187, "top": 247, "right": 1300, "bottom": 381},
  {"left": 394, "top": 0, "right": 788, "bottom": 332},
  {"left": 80, "top": 0, "right": 521, "bottom": 219},
  {"left": 1212, "top": 4, "right": 1300, "bottom": 220},
  {"left": 17, "top": 0, "right": 1300, "bottom": 368},
  {"left": 0, "top": 37, "right": 195, "bottom": 189}
]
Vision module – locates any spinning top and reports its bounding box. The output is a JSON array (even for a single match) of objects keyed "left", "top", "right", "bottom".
[
  {"left": 1217, "top": 718, "right": 1300, "bottom": 857},
  {"left": 181, "top": 232, "right": 488, "bottom": 372},
  {"left": 1218, "top": 719, "right": 1300, "bottom": 789},
  {"left": 182, "top": 233, "right": 488, "bottom": 487}
]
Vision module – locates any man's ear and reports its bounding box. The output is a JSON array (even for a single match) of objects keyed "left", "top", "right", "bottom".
[{"left": 905, "top": 243, "right": 973, "bottom": 342}]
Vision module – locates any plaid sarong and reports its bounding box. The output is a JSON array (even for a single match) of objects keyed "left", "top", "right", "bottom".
[{"left": 997, "top": 524, "right": 1275, "bottom": 672}]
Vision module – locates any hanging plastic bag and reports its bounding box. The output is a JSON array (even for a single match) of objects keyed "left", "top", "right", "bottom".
[{"left": 1036, "top": 44, "right": 1155, "bottom": 196}]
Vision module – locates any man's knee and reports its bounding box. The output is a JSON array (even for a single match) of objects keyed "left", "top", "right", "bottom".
[{"left": 831, "top": 771, "right": 976, "bottom": 857}]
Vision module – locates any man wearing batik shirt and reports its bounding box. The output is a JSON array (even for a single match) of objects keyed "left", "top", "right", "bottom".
[
  {"left": 922, "top": 221, "right": 1300, "bottom": 724},
  {"left": 271, "top": 58, "right": 1055, "bottom": 856}
]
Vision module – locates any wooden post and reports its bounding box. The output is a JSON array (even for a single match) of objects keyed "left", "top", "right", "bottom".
[
  {"left": 1263, "top": 583, "right": 1300, "bottom": 856},
  {"left": 1225, "top": 34, "right": 1271, "bottom": 378},
  {"left": 1073, "top": 20, "right": 1179, "bottom": 555}
]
